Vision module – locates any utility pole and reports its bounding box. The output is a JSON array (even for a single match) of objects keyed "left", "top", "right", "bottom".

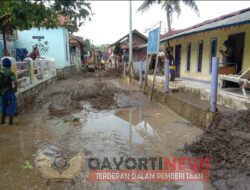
[{"left": 129, "top": 0, "right": 133, "bottom": 81}]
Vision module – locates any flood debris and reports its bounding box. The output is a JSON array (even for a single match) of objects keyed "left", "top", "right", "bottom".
[
  {"left": 183, "top": 110, "right": 250, "bottom": 190},
  {"left": 34, "top": 69, "right": 139, "bottom": 118},
  {"left": 35, "top": 70, "right": 112, "bottom": 117}
]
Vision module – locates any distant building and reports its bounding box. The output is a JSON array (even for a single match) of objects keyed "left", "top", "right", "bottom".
[
  {"left": 109, "top": 29, "right": 148, "bottom": 71},
  {"left": 160, "top": 8, "right": 250, "bottom": 81},
  {"left": 69, "top": 34, "right": 84, "bottom": 70}
]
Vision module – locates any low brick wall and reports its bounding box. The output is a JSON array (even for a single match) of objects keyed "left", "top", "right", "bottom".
[
  {"left": 16, "top": 65, "right": 77, "bottom": 113},
  {"left": 16, "top": 77, "right": 56, "bottom": 113}
]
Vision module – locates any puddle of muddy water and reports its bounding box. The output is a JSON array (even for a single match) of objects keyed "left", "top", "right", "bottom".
[{"left": 0, "top": 80, "right": 215, "bottom": 190}]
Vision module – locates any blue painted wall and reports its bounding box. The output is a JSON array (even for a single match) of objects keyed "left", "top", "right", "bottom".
[{"left": 15, "top": 27, "right": 70, "bottom": 68}]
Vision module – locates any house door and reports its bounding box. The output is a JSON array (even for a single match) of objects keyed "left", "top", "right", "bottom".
[
  {"left": 228, "top": 33, "right": 245, "bottom": 73},
  {"left": 175, "top": 45, "right": 182, "bottom": 77}
]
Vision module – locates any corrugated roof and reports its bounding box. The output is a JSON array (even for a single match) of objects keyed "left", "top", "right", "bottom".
[{"left": 161, "top": 8, "right": 250, "bottom": 41}]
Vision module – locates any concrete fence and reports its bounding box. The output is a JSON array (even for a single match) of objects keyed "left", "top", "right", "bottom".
[
  {"left": 132, "top": 60, "right": 147, "bottom": 73},
  {"left": 0, "top": 56, "right": 56, "bottom": 93}
]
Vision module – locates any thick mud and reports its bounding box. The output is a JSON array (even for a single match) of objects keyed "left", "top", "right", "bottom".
[
  {"left": 184, "top": 111, "right": 250, "bottom": 190},
  {"left": 0, "top": 69, "right": 215, "bottom": 189}
]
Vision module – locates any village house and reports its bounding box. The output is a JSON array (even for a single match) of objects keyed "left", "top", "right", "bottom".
[
  {"left": 15, "top": 27, "right": 70, "bottom": 69},
  {"left": 1, "top": 16, "right": 81, "bottom": 70},
  {"left": 109, "top": 29, "right": 147, "bottom": 71},
  {"left": 69, "top": 34, "right": 84, "bottom": 71},
  {"left": 160, "top": 8, "right": 250, "bottom": 81}
]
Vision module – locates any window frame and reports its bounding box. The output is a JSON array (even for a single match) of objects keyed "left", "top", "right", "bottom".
[
  {"left": 186, "top": 42, "right": 191, "bottom": 71},
  {"left": 197, "top": 40, "right": 204, "bottom": 73}
]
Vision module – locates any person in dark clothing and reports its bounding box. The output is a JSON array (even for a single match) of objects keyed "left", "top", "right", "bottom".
[
  {"left": 28, "top": 47, "right": 40, "bottom": 60},
  {"left": 166, "top": 49, "right": 176, "bottom": 81},
  {"left": 219, "top": 40, "right": 235, "bottom": 64},
  {"left": 0, "top": 58, "right": 17, "bottom": 125},
  {"left": 166, "top": 50, "right": 175, "bottom": 66}
]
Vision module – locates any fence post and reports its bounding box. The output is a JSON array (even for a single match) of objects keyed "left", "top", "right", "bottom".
[
  {"left": 40, "top": 58, "right": 45, "bottom": 79},
  {"left": 139, "top": 61, "right": 143, "bottom": 86},
  {"left": 210, "top": 57, "right": 219, "bottom": 112},
  {"left": 24, "top": 57, "right": 34, "bottom": 84},
  {"left": 49, "top": 58, "right": 56, "bottom": 77},
  {"left": 123, "top": 60, "right": 126, "bottom": 75},
  {"left": 164, "top": 59, "right": 170, "bottom": 92}
]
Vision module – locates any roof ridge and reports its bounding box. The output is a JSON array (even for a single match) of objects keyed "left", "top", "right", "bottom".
[
  {"left": 185, "top": 7, "right": 250, "bottom": 31},
  {"left": 160, "top": 7, "right": 250, "bottom": 41}
]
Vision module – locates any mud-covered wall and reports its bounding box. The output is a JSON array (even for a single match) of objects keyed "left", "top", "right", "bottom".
[
  {"left": 56, "top": 65, "right": 77, "bottom": 80},
  {"left": 144, "top": 86, "right": 215, "bottom": 128},
  {"left": 123, "top": 76, "right": 215, "bottom": 128},
  {"left": 16, "top": 77, "right": 56, "bottom": 113}
]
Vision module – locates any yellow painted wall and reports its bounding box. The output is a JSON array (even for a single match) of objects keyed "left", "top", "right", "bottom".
[{"left": 163, "top": 24, "right": 250, "bottom": 81}]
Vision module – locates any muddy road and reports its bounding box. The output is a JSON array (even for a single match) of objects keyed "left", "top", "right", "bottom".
[{"left": 0, "top": 69, "right": 215, "bottom": 190}]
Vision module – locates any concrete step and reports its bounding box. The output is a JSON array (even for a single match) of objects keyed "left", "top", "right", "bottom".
[{"left": 178, "top": 84, "right": 250, "bottom": 110}]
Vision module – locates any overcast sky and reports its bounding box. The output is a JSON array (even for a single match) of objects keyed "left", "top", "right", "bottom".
[{"left": 75, "top": 1, "right": 249, "bottom": 45}]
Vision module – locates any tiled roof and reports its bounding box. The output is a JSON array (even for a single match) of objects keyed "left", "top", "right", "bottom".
[
  {"left": 161, "top": 8, "right": 250, "bottom": 42},
  {"left": 58, "top": 15, "right": 71, "bottom": 26},
  {"left": 160, "top": 29, "right": 186, "bottom": 40},
  {"left": 69, "top": 34, "right": 84, "bottom": 45}
]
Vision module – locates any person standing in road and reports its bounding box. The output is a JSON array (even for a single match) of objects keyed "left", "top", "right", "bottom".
[{"left": 0, "top": 58, "right": 17, "bottom": 125}]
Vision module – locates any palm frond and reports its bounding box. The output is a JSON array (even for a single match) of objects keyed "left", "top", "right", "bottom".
[
  {"left": 137, "top": 0, "right": 160, "bottom": 12},
  {"left": 171, "top": 1, "right": 181, "bottom": 16},
  {"left": 181, "top": 0, "right": 199, "bottom": 15}
]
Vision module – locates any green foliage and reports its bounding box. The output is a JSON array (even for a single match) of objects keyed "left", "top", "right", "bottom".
[
  {"left": 0, "top": 0, "right": 58, "bottom": 31},
  {"left": 21, "top": 160, "right": 33, "bottom": 170},
  {"left": 51, "top": 0, "right": 92, "bottom": 32},
  {"left": 95, "top": 44, "right": 110, "bottom": 52},
  {"left": 0, "top": 0, "right": 92, "bottom": 32},
  {"left": 84, "top": 38, "right": 95, "bottom": 51},
  {"left": 138, "top": 0, "right": 199, "bottom": 31},
  {"left": 0, "top": 0, "right": 92, "bottom": 55}
]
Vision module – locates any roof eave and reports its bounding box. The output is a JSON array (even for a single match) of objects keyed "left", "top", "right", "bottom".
[{"left": 160, "top": 21, "right": 250, "bottom": 42}]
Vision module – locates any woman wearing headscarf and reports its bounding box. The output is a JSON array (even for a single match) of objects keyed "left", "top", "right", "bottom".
[{"left": 0, "top": 58, "right": 17, "bottom": 125}]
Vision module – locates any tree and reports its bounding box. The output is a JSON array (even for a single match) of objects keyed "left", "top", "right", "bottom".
[
  {"left": 95, "top": 44, "right": 109, "bottom": 52},
  {"left": 0, "top": 0, "right": 92, "bottom": 56},
  {"left": 84, "top": 38, "right": 94, "bottom": 51},
  {"left": 138, "top": 0, "right": 199, "bottom": 32}
]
